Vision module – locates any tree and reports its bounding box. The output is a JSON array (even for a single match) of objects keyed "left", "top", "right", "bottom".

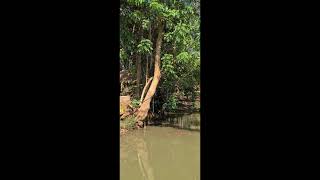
[{"left": 120, "top": 0, "right": 200, "bottom": 123}]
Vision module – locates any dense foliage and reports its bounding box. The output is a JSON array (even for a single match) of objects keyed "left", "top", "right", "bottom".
[{"left": 120, "top": 0, "right": 200, "bottom": 112}]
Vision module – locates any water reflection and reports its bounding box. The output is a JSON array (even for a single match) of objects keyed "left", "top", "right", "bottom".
[
  {"left": 121, "top": 113, "right": 200, "bottom": 180},
  {"left": 120, "top": 130, "right": 154, "bottom": 180},
  {"left": 136, "top": 130, "right": 154, "bottom": 180}
]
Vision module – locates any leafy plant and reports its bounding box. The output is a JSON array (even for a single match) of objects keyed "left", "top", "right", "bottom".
[
  {"left": 131, "top": 99, "right": 140, "bottom": 108},
  {"left": 162, "top": 94, "right": 178, "bottom": 111},
  {"left": 137, "top": 39, "right": 153, "bottom": 54}
]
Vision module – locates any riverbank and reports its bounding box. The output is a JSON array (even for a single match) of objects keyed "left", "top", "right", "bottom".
[
  {"left": 120, "top": 98, "right": 200, "bottom": 136},
  {"left": 120, "top": 102, "right": 200, "bottom": 136}
]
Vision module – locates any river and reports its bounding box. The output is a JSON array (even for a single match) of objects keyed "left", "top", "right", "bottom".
[{"left": 120, "top": 113, "right": 200, "bottom": 180}]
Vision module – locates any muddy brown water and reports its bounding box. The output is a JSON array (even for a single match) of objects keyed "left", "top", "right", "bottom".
[{"left": 120, "top": 113, "right": 200, "bottom": 180}]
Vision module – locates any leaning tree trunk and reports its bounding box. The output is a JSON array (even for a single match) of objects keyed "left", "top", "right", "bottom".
[{"left": 136, "top": 21, "right": 164, "bottom": 122}]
